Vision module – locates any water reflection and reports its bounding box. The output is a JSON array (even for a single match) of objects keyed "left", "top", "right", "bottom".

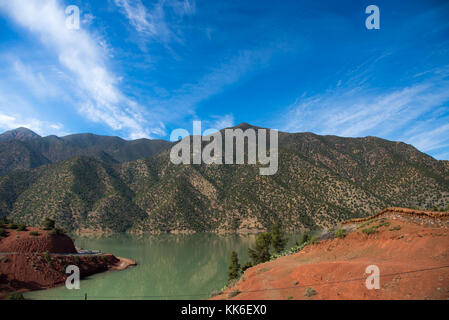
[{"left": 25, "top": 233, "right": 299, "bottom": 300}]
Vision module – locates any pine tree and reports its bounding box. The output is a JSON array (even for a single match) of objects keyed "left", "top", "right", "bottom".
[
  {"left": 248, "top": 232, "right": 272, "bottom": 265},
  {"left": 299, "top": 231, "right": 311, "bottom": 245},
  {"left": 270, "top": 221, "right": 288, "bottom": 254},
  {"left": 227, "top": 251, "right": 241, "bottom": 283}
]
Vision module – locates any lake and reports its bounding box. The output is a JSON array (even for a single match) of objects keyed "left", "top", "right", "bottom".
[{"left": 24, "top": 233, "right": 302, "bottom": 300}]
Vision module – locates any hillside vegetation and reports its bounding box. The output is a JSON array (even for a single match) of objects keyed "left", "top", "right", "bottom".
[{"left": 0, "top": 125, "right": 448, "bottom": 234}]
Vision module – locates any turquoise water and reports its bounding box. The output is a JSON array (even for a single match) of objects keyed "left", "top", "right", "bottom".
[{"left": 24, "top": 233, "right": 302, "bottom": 300}]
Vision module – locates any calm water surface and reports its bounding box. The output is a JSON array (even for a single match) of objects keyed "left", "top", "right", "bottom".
[{"left": 25, "top": 233, "right": 302, "bottom": 300}]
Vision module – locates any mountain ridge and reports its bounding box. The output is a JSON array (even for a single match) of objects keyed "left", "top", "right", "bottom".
[
  {"left": 0, "top": 125, "right": 448, "bottom": 234},
  {"left": 0, "top": 127, "right": 172, "bottom": 175}
]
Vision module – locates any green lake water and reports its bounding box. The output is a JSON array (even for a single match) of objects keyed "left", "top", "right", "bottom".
[{"left": 24, "top": 233, "right": 302, "bottom": 300}]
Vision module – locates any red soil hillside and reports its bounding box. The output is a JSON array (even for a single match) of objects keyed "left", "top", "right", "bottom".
[
  {"left": 0, "top": 227, "right": 77, "bottom": 254},
  {"left": 213, "top": 208, "right": 449, "bottom": 300}
]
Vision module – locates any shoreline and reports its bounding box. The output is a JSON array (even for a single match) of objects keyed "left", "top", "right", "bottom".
[{"left": 1, "top": 253, "right": 137, "bottom": 299}]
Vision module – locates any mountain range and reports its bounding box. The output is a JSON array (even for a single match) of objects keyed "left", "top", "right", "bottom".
[
  {"left": 0, "top": 127, "right": 171, "bottom": 176},
  {"left": 0, "top": 125, "right": 448, "bottom": 234}
]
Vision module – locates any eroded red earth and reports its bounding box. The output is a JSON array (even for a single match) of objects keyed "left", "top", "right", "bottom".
[{"left": 213, "top": 212, "right": 449, "bottom": 300}]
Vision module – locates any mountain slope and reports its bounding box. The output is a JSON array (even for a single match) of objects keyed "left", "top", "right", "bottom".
[
  {"left": 0, "top": 128, "right": 172, "bottom": 175},
  {"left": 1, "top": 125, "right": 448, "bottom": 234}
]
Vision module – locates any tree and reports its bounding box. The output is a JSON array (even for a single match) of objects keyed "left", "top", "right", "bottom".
[
  {"left": 270, "top": 221, "right": 288, "bottom": 254},
  {"left": 241, "top": 261, "right": 253, "bottom": 272},
  {"left": 42, "top": 218, "right": 55, "bottom": 230},
  {"left": 248, "top": 232, "right": 272, "bottom": 265},
  {"left": 299, "top": 231, "right": 311, "bottom": 245},
  {"left": 227, "top": 251, "right": 241, "bottom": 283}
]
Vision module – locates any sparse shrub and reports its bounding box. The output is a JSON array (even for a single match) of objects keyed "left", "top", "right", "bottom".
[
  {"left": 29, "top": 231, "right": 39, "bottom": 236},
  {"left": 6, "top": 292, "right": 25, "bottom": 300},
  {"left": 299, "top": 232, "right": 311, "bottom": 245},
  {"left": 17, "top": 224, "right": 27, "bottom": 231},
  {"left": 334, "top": 228, "right": 347, "bottom": 239},
  {"left": 44, "top": 251, "right": 52, "bottom": 264},
  {"left": 309, "top": 235, "right": 319, "bottom": 244},
  {"left": 0, "top": 228, "right": 6, "bottom": 237},
  {"left": 210, "top": 290, "right": 223, "bottom": 298},
  {"left": 377, "top": 221, "right": 390, "bottom": 228},
  {"left": 389, "top": 225, "right": 401, "bottom": 231},
  {"left": 48, "top": 228, "right": 66, "bottom": 236},
  {"left": 7, "top": 223, "right": 18, "bottom": 230},
  {"left": 228, "top": 289, "right": 241, "bottom": 298},
  {"left": 42, "top": 218, "right": 55, "bottom": 230},
  {"left": 0, "top": 217, "right": 8, "bottom": 225},
  {"left": 74, "top": 256, "right": 81, "bottom": 264},
  {"left": 357, "top": 219, "right": 377, "bottom": 229},
  {"left": 361, "top": 227, "right": 378, "bottom": 235},
  {"left": 304, "top": 287, "right": 317, "bottom": 297}
]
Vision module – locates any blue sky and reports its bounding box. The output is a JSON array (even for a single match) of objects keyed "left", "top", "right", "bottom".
[{"left": 0, "top": 0, "right": 448, "bottom": 159}]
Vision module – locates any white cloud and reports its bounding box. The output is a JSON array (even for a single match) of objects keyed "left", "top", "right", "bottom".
[
  {"left": 12, "top": 59, "right": 60, "bottom": 98},
  {"left": 114, "top": 0, "right": 194, "bottom": 44},
  {"left": 277, "top": 71, "right": 449, "bottom": 158},
  {"left": 0, "top": 0, "right": 163, "bottom": 139},
  {"left": 204, "top": 114, "right": 234, "bottom": 130},
  {"left": 114, "top": 0, "right": 156, "bottom": 34},
  {"left": 163, "top": 48, "right": 274, "bottom": 118},
  {"left": 0, "top": 112, "right": 66, "bottom": 137}
]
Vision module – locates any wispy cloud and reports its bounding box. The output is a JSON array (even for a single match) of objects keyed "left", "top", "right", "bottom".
[
  {"left": 0, "top": 0, "right": 163, "bottom": 139},
  {"left": 162, "top": 47, "right": 276, "bottom": 119},
  {"left": 277, "top": 66, "right": 449, "bottom": 159},
  {"left": 203, "top": 113, "right": 234, "bottom": 131},
  {"left": 114, "top": 0, "right": 195, "bottom": 44},
  {"left": 12, "top": 59, "right": 60, "bottom": 98},
  {"left": 0, "top": 111, "right": 66, "bottom": 137}
]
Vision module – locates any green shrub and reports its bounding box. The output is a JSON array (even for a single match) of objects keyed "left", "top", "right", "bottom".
[
  {"left": 210, "top": 290, "right": 223, "bottom": 298},
  {"left": 334, "top": 228, "right": 347, "bottom": 239},
  {"left": 377, "top": 221, "right": 390, "bottom": 228},
  {"left": 7, "top": 223, "right": 18, "bottom": 230},
  {"left": 228, "top": 290, "right": 241, "bottom": 298},
  {"left": 361, "top": 227, "right": 378, "bottom": 235},
  {"left": 357, "top": 219, "right": 377, "bottom": 229},
  {"left": 17, "top": 224, "right": 27, "bottom": 231},
  {"left": 299, "top": 232, "right": 311, "bottom": 245},
  {"left": 29, "top": 231, "right": 39, "bottom": 236},
  {"left": 389, "top": 225, "right": 401, "bottom": 231},
  {"left": 6, "top": 292, "right": 25, "bottom": 300},
  {"left": 42, "top": 218, "right": 55, "bottom": 230},
  {"left": 0, "top": 227, "right": 7, "bottom": 237},
  {"left": 44, "top": 251, "right": 52, "bottom": 264},
  {"left": 48, "top": 228, "right": 66, "bottom": 236}
]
